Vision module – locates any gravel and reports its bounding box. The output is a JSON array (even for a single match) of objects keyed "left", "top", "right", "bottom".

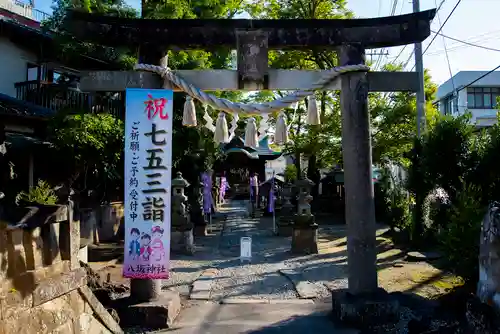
[{"left": 161, "top": 201, "right": 350, "bottom": 301}]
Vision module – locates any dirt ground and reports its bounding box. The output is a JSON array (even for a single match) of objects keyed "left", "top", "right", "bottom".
[{"left": 88, "top": 223, "right": 464, "bottom": 301}]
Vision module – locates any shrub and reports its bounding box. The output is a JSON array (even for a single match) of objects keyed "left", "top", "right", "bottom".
[
  {"left": 376, "top": 166, "right": 411, "bottom": 230},
  {"left": 283, "top": 164, "right": 298, "bottom": 183},
  {"left": 16, "top": 180, "right": 59, "bottom": 205},
  {"left": 439, "top": 182, "right": 485, "bottom": 279}
]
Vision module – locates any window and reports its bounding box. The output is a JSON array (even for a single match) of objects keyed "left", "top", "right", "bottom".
[
  {"left": 443, "top": 96, "right": 456, "bottom": 115},
  {"left": 467, "top": 87, "right": 500, "bottom": 109},
  {"left": 26, "top": 63, "right": 39, "bottom": 81}
]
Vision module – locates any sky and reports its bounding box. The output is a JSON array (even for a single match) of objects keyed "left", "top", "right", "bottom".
[{"left": 33, "top": 0, "right": 500, "bottom": 85}]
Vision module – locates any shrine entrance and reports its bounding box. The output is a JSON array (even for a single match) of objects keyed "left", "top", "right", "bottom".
[
  {"left": 64, "top": 7, "right": 436, "bottom": 328},
  {"left": 214, "top": 135, "right": 282, "bottom": 200}
]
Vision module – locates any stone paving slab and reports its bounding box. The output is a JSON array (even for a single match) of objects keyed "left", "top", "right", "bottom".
[
  {"left": 279, "top": 269, "right": 322, "bottom": 299},
  {"left": 189, "top": 268, "right": 219, "bottom": 300},
  {"left": 161, "top": 302, "right": 360, "bottom": 334}
]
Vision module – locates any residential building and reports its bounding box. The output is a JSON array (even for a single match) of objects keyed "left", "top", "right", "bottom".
[
  {"left": 0, "top": 2, "right": 122, "bottom": 194},
  {"left": 436, "top": 71, "right": 500, "bottom": 127}
]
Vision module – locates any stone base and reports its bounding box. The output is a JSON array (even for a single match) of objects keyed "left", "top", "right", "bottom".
[
  {"left": 331, "top": 288, "right": 400, "bottom": 330},
  {"left": 171, "top": 229, "right": 194, "bottom": 255},
  {"left": 277, "top": 223, "right": 294, "bottom": 237},
  {"left": 117, "top": 290, "right": 181, "bottom": 329},
  {"left": 291, "top": 226, "right": 319, "bottom": 254},
  {"left": 194, "top": 224, "right": 207, "bottom": 237}
]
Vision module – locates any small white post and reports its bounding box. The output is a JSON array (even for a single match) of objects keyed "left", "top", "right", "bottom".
[
  {"left": 240, "top": 236, "right": 252, "bottom": 263},
  {"left": 272, "top": 171, "right": 276, "bottom": 235}
]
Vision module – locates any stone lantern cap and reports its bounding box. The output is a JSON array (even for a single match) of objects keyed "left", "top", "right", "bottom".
[
  {"left": 172, "top": 172, "right": 190, "bottom": 188},
  {"left": 295, "top": 177, "right": 315, "bottom": 188}
]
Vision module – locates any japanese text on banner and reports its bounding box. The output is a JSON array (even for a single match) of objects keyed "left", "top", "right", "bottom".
[{"left": 123, "top": 89, "right": 173, "bottom": 279}]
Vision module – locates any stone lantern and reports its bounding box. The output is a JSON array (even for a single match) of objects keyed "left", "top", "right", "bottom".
[
  {"left": 277, "top": 182, "right": 295, "bottom": 236},
  {"left": 171, "top": 172, "right": 194, "bottom": 255},
  {"left": 291, "top": 177, "right": 318, "bottom": 254}
]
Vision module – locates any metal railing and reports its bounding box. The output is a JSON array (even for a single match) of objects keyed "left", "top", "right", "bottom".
[
  {"left": 15, "top": 80, "right": 125, "bottom": 118},
  {"left": 0, "top": 0, "right": 51, "bottom": 23}
]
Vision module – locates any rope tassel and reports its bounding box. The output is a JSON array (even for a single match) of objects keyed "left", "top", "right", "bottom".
[
  {"left": 245, "top": 117, "right": 259, "bottom": 148},
  {"left": 182, "top": 96, "right": 197, "bottom": 127},
  {"left": 274, "top": 112, "right": 288, "bottom": 145},
  {"left": 307, "top": 95, "right": 320, "bottom": 125},
  {"left": 214, "top": 112, "right": 229, "bottom": 144}
]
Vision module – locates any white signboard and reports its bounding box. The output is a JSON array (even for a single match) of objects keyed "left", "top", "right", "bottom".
[
  {"left": 240, "top": 237, "right": 252, "bottom": 262},
  {"left": 123, "top": 89, "right": 173, "bottom": 279}
]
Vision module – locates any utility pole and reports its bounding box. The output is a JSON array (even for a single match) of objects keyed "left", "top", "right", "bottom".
[
  {"left": 413, "top": 0, "right": 426, "bottom": 135},
  {"left": 366, "top": 50, "right": 389, "bottom": 63}
]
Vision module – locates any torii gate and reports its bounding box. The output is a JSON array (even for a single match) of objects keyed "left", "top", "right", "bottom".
[{"left": 64, "top": 8, "right": 435, "bottom": 325}]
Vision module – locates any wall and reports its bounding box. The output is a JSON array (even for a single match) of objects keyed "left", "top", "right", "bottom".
[
  {"left": 440, "top": 88, "right": 498, "bottom": 126},
  {"left": 0, "top": 203, "right": 123, "bottom": 334},
  {"left": 0, "top": 0, "right": 51, "bottom": 26},
  {"left": 0, "top": 37, "right": 36, "bottom": 97},
  {"left": 79, "top": 203, "right": 125, "bottom": 246},
  {"left": 437, "top": 71, "right": 500, "bottom": 127}
]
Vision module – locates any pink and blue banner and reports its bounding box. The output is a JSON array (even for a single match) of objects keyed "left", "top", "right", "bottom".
[{"left": 123, "top": 89, "right": 173, "bottom": 279}]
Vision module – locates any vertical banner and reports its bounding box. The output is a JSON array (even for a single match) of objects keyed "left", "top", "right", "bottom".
[
  {"left": 268, "top": 174, "right": 275, "bottom": 213},
  {"left": 123, "top": 89, "right": 173, "bottom": 279},
  {"left": 220, "top": 176, "right": 227, "bottom": 203},
  {"left": 201, "top": 172, "right": 213, "bottom": 214}
]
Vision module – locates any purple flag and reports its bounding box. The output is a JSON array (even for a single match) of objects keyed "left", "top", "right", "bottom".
[
  {"left": 220, "top": 177, "right": 227, "bottom": 202},
  {"left": 201, "top": 172, "right": 213, "bottom": 214},
  {"left": 268, "top": 176, "right": 275, "bottom": 213}
]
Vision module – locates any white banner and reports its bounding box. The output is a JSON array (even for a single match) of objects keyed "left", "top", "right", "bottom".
[{"left": 123, "top": 89, "right": 173, "bottom": 279}]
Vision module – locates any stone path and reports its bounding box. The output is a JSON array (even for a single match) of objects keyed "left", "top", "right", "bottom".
[
  {"left": 110, "top": 200, "right": 466, "bottom": 334},
  {"left": 161, "top": 200, "right": 464, "bottom": 304},
  {"left": 95, "top": 199, "right": 462, "bottom": 304},
  {"left": 156, "top": 301, "right": 359, "bottom": 334},
  {"left": 164, "top": 200, "right": 349, "bottom": 301}
]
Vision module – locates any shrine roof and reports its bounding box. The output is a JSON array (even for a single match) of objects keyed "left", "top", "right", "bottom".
[
  {"left": 222, "top": 135, "right": 281, "bottom": 160},
  {"left": 64, "top": 9, "right": 436, "bottom": 49}
]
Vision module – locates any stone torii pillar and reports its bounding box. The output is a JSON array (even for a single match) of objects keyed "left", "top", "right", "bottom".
[{"left": 339, "top": 44, "right": 377, "bottom": 293}]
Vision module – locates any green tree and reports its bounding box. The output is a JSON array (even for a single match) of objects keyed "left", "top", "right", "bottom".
[
  {"left": 47, "top": 112, "right": 124, "bottom": 204},
  {"left": 371, "top": 65, "right": 440, "bottom": 166},
  {"left": 248, "top": 0, "right": 353, "bottom": 185},
  {"left": 43, "top": 0, "right": 139, "bottom": 69}
]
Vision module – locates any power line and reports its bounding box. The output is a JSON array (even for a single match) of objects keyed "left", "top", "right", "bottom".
[
  {"left": 390, "top": 44, "right": 409, "bottom": 66},
  {"left": 422, "top": 0, "right": 462, "bottom": 56},
  {"left": 374, "top": 0, "right": 398, "bottom": 70},
  {"left": 426, "top": 37, "right": 500, "bottom": 56},
  {"left": 457, "top": 64, "right": 500, "bottom": 93},
  {"left": 434, "top": 0, "right": 455, "bottom": 93},
  {"left": 409, "top": 0, "right": 463, "bottom": 71},
  {"left": 431, "top": 30, "right": 500, "bottom": 53}
]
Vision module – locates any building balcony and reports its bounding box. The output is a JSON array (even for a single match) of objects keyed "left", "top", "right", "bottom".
[
  {"left": 14, "top": 80, "right": 125, "bottom": 118},
  {"left": 0, "top": 0, "right": 50, "bottom": 26}
]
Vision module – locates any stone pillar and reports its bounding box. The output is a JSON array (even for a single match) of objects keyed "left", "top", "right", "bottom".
[
  {"left": 331, "top": 45, "right": 399, "bottom": 329},
  {"left": 477, "top": 202, "right": 500, "bottom": 310},
  {"left": 291, "top": 177, "right": 318, "bottom": 254},
  {"left": 171, "top": 172, "right": 194, "bottom": 255},
  {"left": 191, "top": 178, "right": 207, "bottom": 237},
  {"left": 339, "top": 44, "right": 378, "bottom": 295},
  {"left": 277, "top": 183, "right": 294, "bottom": 237}
]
